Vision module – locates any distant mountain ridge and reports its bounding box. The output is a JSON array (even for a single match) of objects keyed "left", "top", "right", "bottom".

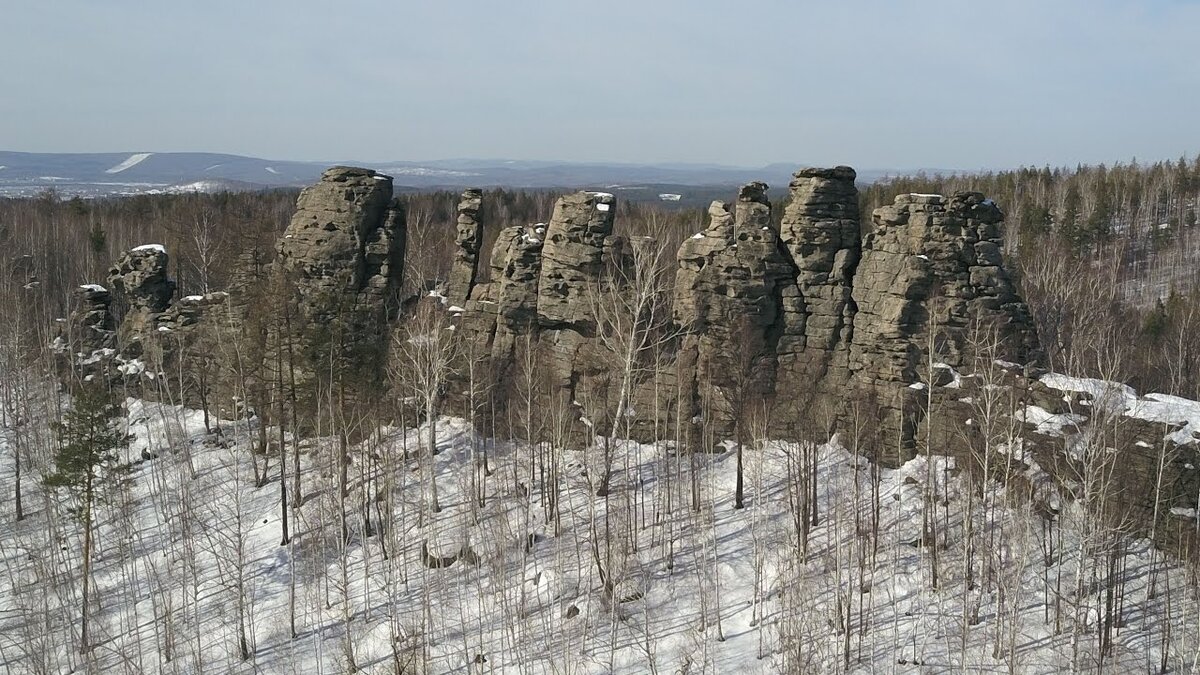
[{"left": 0, "top": 150, "right": 960, "bottom": 198}]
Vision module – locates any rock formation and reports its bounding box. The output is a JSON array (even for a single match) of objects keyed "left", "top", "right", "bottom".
[
  {"left": 850, "top": 192, "right": 1038, "bottom": 389},
  {"left": 62, "top": 164, "right": 1196, "bottom": 552},
  {"left": 536, "top": 191, "right": 618, "bottom": 389},
  {"left": 60, "top": 284, "right": 116, "bottom": 358},
  {"left": 674, "top": 187, "right": 796, "bottom": 442},
  {"left": 108, "top": 244, "right": 175, "bottom": 352},
  {"left": 776, "top": 167, "right": 861, "bottom": 399},
  {"left": 271, "top": 165, "right": 406, "bottom": 378},
  {"left": 446, "top": 188, "right": 483, "bottom": 308},
  {"left": 156, "top": 292, "right": 231, "bottom": 332}
]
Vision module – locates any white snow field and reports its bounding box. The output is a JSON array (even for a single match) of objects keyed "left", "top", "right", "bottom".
[
  {"left": 2, "top": 391, "right": 1200, "bottom": 673},
  {"left": 104, "top": 153, "right": 154, "bottom": 174}
]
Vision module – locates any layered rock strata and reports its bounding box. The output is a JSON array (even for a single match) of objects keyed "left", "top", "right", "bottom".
[
  {"left": 271, "top": 166, "right": 406, "bottom": 379},
  {"left": 675, "top": 187, "right": 796, "bottom": 442},
  {"left": 108, "top": 245, "right": 176, "bottom": 352},
  {"left": 446, "top": 188, "right": 483, "bottom": 308},
  {"left": 776, "top": 166, "right": 862, "bottom": 401},
  {"left": 850, "top": 191, "right": 1038, "bottom": 388}
]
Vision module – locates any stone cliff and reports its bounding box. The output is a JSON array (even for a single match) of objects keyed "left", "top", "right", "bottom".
[{"left": 272, "top": 166, "right": 406, "bottom": 357}]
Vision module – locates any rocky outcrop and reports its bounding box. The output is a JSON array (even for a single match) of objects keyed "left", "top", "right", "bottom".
[
  {"left": 776, "top": 167, "right": 861, "bottom": 399},
  {"left": 490, "top": 224, "right": 546, "bottom": 338},
  {"left": 452, "top": 176, "right": 1041, "bottom": 451},
  {"left": 61, "top": 284, "right": 116, "bottom": 358},
  {"left": 271, "top": 166, "right": 406, "bottom": 377},
  {"left": 60, "top": 165, "right": 1194, "bottom": 552},
  {"left": 537, "top": 192, "right": 616, "bottom": 331},
  {"left": 675, "top": 187, "right": 797, "bottom": 443},
  {"left": 107, "top": 245, "right": 175, "bottom": 353},
  {"left": 108, "top": 245, "right": 175, "bottom": 315},
  {"left": 52, "top": 284, "right": 116, "bottom": 385},
  {"left": 850, "top": 191, "right": 1038, "bottom": 389},
  {"left": 667, "top": 178, "right": 1041, "bottom": 448},
  {"left": 63, "top": 245, "right": 234, "bottom": 390},
  {"left": 536, "top": 192, "right": 618, "bottom": 390},
  {"left": 447, "top": 188, "right": 483, "bottom": 308},
  {"left": 156, "top": 292, "right": 231, "bottom": 332}
]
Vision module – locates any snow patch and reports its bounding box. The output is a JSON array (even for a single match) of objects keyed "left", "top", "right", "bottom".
[
  {"left": 1040, "top": 373, "right": 1137, "bottom": 412},
  {"left": 105, "top": 152, "right": 153, "bottom": 174},
  {"left": 117, "top": 359, "right": 146, "bottom": 376},
  {"left": 1018, "top": 405, "right": 1086, "bottom": 436},
  {"left": 1126, "top": 393, "right": 1200, "bottom": 445}
]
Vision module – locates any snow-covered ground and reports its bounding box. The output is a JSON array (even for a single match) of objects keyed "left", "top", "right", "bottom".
[{"left": 2, "top": 393, "right": 1200, "bottom": 673}]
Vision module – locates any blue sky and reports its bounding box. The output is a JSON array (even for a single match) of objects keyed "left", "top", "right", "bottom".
[{"left": 2, "top": 1, "right": 1197, "bottom": 169}]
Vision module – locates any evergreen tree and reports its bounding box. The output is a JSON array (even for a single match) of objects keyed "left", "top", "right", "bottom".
[{"left": 45, "top": 384, "right": 132, "bottom": 653}]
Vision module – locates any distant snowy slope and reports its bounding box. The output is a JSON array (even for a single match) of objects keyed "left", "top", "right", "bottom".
[{"left": 104, "top": 152, "right": 153, "bottom": 173}]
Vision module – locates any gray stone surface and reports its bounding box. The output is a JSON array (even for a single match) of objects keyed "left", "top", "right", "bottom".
[
  {"left": 777, "top": 166, "right": 861, "bottom": 395},
  {"left": 674, "top": 187, "right": 797, "bottom": 445},
  {"left": 66, "top": 284, "right": 116, "bottom": 356},
  {"left": 447, "top": 188, "right": 484, "bottom": 308},
  {"left": 107, "top": 245, "right": 176, "bottom": 352},
  {"left": 849, "top": 191, "right": 1039, "bottom": 389},
  {"left": 270, "top": 166, "right": 406, "bottom": 376}
]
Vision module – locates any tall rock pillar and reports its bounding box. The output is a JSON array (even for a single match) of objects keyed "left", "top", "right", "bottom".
[{"left": 447, "top": 188, "right": 483, "bottom": 307}]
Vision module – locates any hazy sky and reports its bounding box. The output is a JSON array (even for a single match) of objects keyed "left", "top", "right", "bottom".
[{"left": 2, "top": 1, "right": 1197, "bottom": 169}]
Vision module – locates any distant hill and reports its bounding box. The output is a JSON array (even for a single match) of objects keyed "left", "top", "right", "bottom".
[{"left": 0, "top": 150, "right": 956, "bottom": 198}]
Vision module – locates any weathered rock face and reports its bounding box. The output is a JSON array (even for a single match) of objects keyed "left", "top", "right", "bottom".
[
  {"left": 536, "top": 191, "right": 619, "bottom": 390},
  {"left": 108, "top": 245, "right": 175, "bottom": 314},
  {"left": 849, "top": 191, "right": 1039, "bottom": 390},
  {"left": 53, "top": 284, "right": 117, "bottom": 385},
  {"left": 156, "top": 292, "right": 231, "bottom": 332},
  {"left": 453, "top": 176, "right": 1041, "bottom": 450},
  {"left": 776, "top": 167, "right": 861, "bottom": 398},
  {"left": 64, "top": 284, "right": 116, "bottom": 356},
  {"left": 275, "top": 166, "right": 404, "bottom": 312},
  {"left": 675, "top": 188, "right": 797, "bottom": 439},
  {"left": 666, "top": 176, "right": 1043, "bottom": 448},
  {"left": 271, "top": 166, "right": 406, "bottom": 377},
  {"left": 446, "top": 188, "right": 483, "bottom": 308},
  {"left": 451, "top": 191, "right": 630, "bottom": 430},
  {"left": 108, "top": 245, "right": 176, "bottom": 352},
  {"left": 537, "top": 192, "right": 616, "bottom": 331},
  {"left": 64, "top": 245, "right": 234, "bottom": 391}
]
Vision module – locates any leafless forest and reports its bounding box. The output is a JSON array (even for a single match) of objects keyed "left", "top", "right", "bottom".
[{"left": 2, "top": 158, "right": 1200, "bottom": 672}]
